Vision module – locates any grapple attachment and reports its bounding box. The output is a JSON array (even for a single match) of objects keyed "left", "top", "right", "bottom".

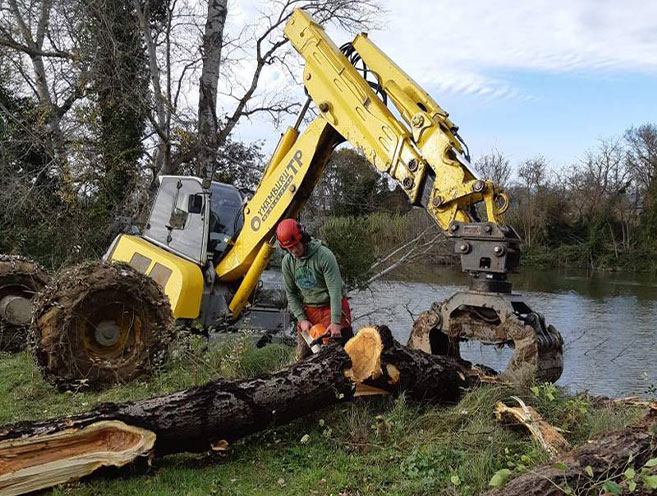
[{"left": 407, "top": 290, "right": 563, "bottom": 383}]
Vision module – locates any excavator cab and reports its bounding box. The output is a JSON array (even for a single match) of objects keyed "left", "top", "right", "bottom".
[
  {"left": 138, "top": 176, "right": 243, "bottom": 266},
  {"left": 207, "top": 182, "right": 244, "bottom": 262},
  {"left": 104, "top": 176, "right": 286, "bottom": 330}
]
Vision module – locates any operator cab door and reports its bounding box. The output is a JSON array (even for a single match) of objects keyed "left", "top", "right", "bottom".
[
  {"left": 144, "top": 176, "right": 209, "bottom": 265},
  {"left": 208, "top": 182, "right": 244, "bottom": 262}
]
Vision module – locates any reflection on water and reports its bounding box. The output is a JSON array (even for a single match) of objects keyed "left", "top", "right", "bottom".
[{"left": 349, "top": 267, "right": 657, "bottom": 398}]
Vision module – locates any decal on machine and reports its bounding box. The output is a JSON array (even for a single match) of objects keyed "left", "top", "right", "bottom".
[{"left": 250, "top": 150, "right": 303, "bottom": 231}]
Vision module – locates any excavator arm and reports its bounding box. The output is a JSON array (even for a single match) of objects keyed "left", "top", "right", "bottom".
[{"left": 217, "top": 9, "right": 563, "bottom": 382}]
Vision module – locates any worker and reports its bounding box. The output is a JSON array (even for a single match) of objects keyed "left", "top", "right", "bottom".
[{"left": 276, "top": 218, "right": 353, "bottom": 360}]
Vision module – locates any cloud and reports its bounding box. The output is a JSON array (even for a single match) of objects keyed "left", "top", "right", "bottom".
[
  {"left": 358, "top": 0, "right": 657, "bottom": 99},
  {"left": 225, "top": 0, "right": 657, "bottom": 148}
]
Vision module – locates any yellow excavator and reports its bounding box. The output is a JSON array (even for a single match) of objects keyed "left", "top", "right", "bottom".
[{"left": 1, "top": 9, "right": 563, "bottom": 388}]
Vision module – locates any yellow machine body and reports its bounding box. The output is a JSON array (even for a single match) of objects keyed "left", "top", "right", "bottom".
[
  {"left": 106, "top": 8, "right": 511, "bottom": 327},
  {"left": 106, "top": 235, "right": 204, "bottom": 319}
]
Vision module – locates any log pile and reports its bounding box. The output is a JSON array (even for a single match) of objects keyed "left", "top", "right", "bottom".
[{"left": 0, "top": 326, "right": 476, "bottom": 495}]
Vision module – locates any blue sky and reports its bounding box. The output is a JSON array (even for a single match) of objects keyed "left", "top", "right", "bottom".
[
  {"left": 228, "top": 0, "right": 657, "bottom": 176},
  {"left": 440, "top": 70, "right": 657, "bottom": 169}
]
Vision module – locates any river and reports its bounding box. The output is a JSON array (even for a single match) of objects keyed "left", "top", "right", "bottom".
[{"left": 348, "top": 267, "right": 657, "bottom": 398}]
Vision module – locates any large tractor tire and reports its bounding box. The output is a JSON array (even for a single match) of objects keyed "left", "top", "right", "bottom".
[
  {"left": 31, "top": 261, "right": 174, "bottom": 389},
  {"left": 0, "top": 255, "right": 50, "bottom": 352}
]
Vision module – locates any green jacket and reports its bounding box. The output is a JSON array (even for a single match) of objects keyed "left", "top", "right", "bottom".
[{"left": 281, "top": 238, "right": 345, "bottom": 324}]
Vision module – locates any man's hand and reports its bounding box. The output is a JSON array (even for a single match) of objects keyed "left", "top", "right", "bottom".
[
  {"left": 327, "top": 323, "right": 342, "bottom": 339},
  {"left": 298, "top": 320, "right": 312, "bottom": 333}
]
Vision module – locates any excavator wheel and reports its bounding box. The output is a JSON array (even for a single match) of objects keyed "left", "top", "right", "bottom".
[
  {"left": 0, "top": 255, "right": 50, "bottom": 352},
  {"left": 31, "top": 261, "right": 174, "bottom": 389}
]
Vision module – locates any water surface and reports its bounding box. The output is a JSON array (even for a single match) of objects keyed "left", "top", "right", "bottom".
[{"left": 349, "top": 267, "right": 657, "bottom": 398}]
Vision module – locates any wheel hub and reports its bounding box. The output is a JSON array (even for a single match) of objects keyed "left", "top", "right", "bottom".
[
  {"left": 0, "top": 295, "right": 33, "bottom": 326},
  {"left": 94, "top": 320, "right": 122, "bottom": 347}
]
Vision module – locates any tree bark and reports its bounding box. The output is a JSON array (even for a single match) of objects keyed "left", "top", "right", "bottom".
[
  {"left": 197, "top": 0, "right": 228, "bottom": 180},
  {"left": 484, "top": 410, "right": 657, "bottom": 496},
  {"left": 0, "top": 327, "right": 476, "bottom": 495}
]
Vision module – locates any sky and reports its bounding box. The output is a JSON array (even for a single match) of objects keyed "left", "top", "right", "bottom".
[{"left": 226, "top": 0, "right": 657, "bottom": 174}]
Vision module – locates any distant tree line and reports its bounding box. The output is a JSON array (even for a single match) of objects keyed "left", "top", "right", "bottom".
[{"left": 477, "top": 123, "right": 657, "bottom": 270}]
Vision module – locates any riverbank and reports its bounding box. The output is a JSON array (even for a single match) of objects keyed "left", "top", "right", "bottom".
[{"left": 0, "top": 336, "right": 650, "bottom": 495}]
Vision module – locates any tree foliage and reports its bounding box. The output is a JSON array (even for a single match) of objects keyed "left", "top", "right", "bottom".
[{"left": 304, "top": 148, "right": 410, "bottom": 223}]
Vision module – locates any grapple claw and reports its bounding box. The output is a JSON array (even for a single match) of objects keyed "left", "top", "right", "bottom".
[{"left": 407, "top": 291, "right": 563, "bottom": 384}]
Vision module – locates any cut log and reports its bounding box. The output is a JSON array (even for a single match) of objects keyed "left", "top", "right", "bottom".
[
  {"left": 349, "top": 326, "right": 476, "bottom": 402},
  {"left": 0, "top": 326, "right": 476, "bottom": 495},
  {"left": 484, "top": 410, "right": 657, "bottom": 496}
]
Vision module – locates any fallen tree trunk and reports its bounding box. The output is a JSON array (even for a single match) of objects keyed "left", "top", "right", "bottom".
[
  {"left": 485, "top": 410, "right": 657, "bottom": 496},
  {"left": 0, "top": 326, "right": 476, "bottom": 495}
]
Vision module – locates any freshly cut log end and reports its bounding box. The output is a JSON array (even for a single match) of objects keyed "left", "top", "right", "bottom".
[
  {"left": 0, "top": 255, "right": 50, "bottom": 352},
  {"left": 0, "top": 420, "right": 155, "bottom": 496},
  {"left": 344, "top": 326, "right": 384, "bottom": 383},
  {"left": 31, "top": 261, "right": 174, "bottom": 389},
  {"left": 346, "top": 325, "right": 476, "bottom": 403}
]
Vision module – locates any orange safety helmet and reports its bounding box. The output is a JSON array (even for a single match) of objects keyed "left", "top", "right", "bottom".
[{"left": 276, "top": 218, "right": 303, "bottom": 249}]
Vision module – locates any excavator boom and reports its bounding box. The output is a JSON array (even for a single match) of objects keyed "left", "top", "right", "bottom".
[{"left": 217, "top": 9, "right": 563, "bottom": 382}]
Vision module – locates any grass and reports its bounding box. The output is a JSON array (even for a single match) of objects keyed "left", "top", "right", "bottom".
[{"left": 0, "top": 337, "right": 649, "bottom": 496}]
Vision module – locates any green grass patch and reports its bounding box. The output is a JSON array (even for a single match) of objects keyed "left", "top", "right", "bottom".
[{"left": 0, "top": 340, "right": 649, "bottom": 495}]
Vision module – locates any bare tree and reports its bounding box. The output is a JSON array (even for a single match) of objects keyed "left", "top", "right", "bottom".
[
  {"left": 568, "top": 138, "right": 630, "bottom": 219},
  {"left": 625, "top": 123, "right": 657, "bottom": 191},
  {"left": 197, "top": 0, "right": 228, "bottom": 181},
  {"left": 132, "top": 0, "right": 381, "bottom": 183},
  {"left": 516, "top": 156, "right": 549, "bottom": 247},
  {"left": 474, "top": 148, "right": 511, "bottom": 188},
  {"left": 0, "top": 0, "right": 89, "bottom": 194}
]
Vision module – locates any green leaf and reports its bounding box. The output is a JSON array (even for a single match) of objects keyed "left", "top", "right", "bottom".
[
  {"left": 642, "top": 474, "right": 657, "bottom": 489},
  {"left": 546, "top": 391, "right": 555, "bottom": 401},
  {"left": 489, "top": 469, "right": 512, "bottom": 488},
  {"left": 624, "top": 467, "right": 636, "bottom": 480},
  {"left": 552, "top": 462, "right": 568, "bottom": 471},
  {"left": 530, "top": 386, "right": 539, "bottom": 397},
  {"left": 629, "top": 479, "right": 637, "bottom": 492},
  {"left": 644, "top": 457, "right": 657, "bottom": 468},
  {"left": 585, "top": 465, "right": 594, "bottom": 478},
  {"left": 450, "top": 475, "right": 461, "bottom": 486},
  {"left": 603, "top": 480, "right": 622, "bottom": 494}
]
